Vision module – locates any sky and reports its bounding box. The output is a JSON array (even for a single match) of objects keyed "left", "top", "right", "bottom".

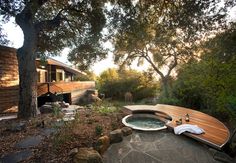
[
  {"left": 2, "top": 5, "right": 236, "bottom": 75},
  {"left": 2, "top": 18, "right": 149, "bottom": 75},
  {"left": 2, "top": 20, "right": 117, "bottom": 75}
]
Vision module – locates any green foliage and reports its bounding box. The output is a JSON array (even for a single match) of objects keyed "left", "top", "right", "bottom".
[
  {"left": 52, "top": 104, "right": 61, "bottom": 118},
  {"left": 92, "top": 100, "right": 119, "bottom": 115},
  {"left": 106, "top": 0, "right": 236, "bottom": 98},
  {"left": 97, "top": 68, "right": 160, "bottom": 101},
  {"left": 1, "top": 0, "right": 108, "bottom": 119},
  {"left": 0, "top": 25, "right": 9, "bottom": 45},
  {"left": 95, "top": 125, "right": 103, "bottom": 136},
  {"left": 75, "top": 71, "right": 97, "bottom": 81},
  {"left": 0, "top": 0, "right": 107, "bottom": 67},
  {"left": 172, "top": 26, "right": 236, "bottom": 125},
  {"left": 52, "top": 121, "right": 74, "bottom": 150},
  {"left": 97, "top": 106, "right": 117, "bottom": 115},
  {"left": 52, "top": 112, "right": 80, "bottom": 149},
  {"left": 111, "top": 122, "right": 118, "bottom": 130},
  {"left": 158, "top": 97, "right": 181, "bottom": 106}
]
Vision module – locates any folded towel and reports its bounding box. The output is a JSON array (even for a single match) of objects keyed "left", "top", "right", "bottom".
[{"left": 174, "top": 124, "right": 205, "bottom": 135}]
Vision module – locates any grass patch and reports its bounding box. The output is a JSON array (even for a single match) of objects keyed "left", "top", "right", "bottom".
[{"left": 92, "top": 100, "right": 121, "bottom": 115}]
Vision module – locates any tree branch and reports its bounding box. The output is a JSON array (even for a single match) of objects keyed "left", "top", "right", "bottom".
[
  {"left": 37, "top": 0, "right": 49, "bottom": 6},
  {"left": 30, "top": 0, "right": 49, "bottom": 15},
  {"left": 166, "top": 54, "right": 178, "bottom": 77},
  {"left": 143, "top": 53, "right": 165, "bottom": 79},
  {"left": 0, "top": 6, "right": 16, "bottom": 17},
  {"left": 35, "top": 9, "right": 64, "bottom": 33}
]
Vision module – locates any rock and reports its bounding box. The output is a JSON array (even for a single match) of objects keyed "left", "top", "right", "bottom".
[
  {"left": 41, "top": 128, "right": 57, "bottom": 137},
  {"left": 51, "top": 102, "right": 61, "bottom": 108},
  {"left": 69, "top": 148, "right": 79, "bottom": 156},
  {"left": 73, "top": 148, "right": 103, "bottom": 163},
  {"left": 61, "top": 108, "right": 76, "bottom": 114},
  {"left": 0, "top": 150, "right": 32, "bottom": 163},
  {"left": 7, "top": 122, "right": 26, "bottom": 132},
  {"left": 213, "top": 151, "right": 234, "bottom": 163},
  {"left": 95, "top": 136, "right": 110, "bottom": 155},
  {"left": 59, "top": 101, "right": 70, "bottom": 108},
  {"left": 88, "top": 94, "right": 102, "bottom": 103},
  {"left": 86, "top": 89, "right": 98, "bottom": 96},
  {"left": 121, "top": 127, "right": 132, "bottom": 136},
  {"left": 109, "top": 129, "right": 123, "bottom": 144},
  {"left": 79, "top": 90, "right": 101, "bottom": 105},
  {"left": 63, "top": 113, "right": 75, "bottom": 121},
  {"left": 39, "top": 104, "right": 53, "bottom": 114},
  {"left": 15, "top": 135, "right": 43, "bottom": 148}
]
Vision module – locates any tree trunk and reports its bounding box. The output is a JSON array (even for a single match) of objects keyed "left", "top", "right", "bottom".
[
  {"left": 161, "top": 77, "right": 170, "bottom": 98},
  {"left": 17, "top": 48, "right": 38, "bottom": 118},
  {"left": 16, "top": 22, "right": 39, "bottom": 119}
]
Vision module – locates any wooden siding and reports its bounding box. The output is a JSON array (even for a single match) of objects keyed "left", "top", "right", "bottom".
[
  {"left": 0, "top": 45, "right": 18, "bottom": 87},
  {"left": 0, "top": 81, "right": 95, "bottom": 113},
  {"left": 0, "top": 45, "right": 95, "bottom": 113},
  {"left": 37, "top": 81, "right": 95, "bottom": 96}
]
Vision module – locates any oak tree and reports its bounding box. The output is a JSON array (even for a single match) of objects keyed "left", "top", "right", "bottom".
[
  {"left": 107, "top": 0, "right": 236, "bottom": 97},
  {"left": 0, "top": 0, "right": 106, "bottom": 118}
]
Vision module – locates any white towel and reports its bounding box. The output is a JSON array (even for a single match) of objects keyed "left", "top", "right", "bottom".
[{"left": 174, "top": 124, "right": 205, "bottom": 135}]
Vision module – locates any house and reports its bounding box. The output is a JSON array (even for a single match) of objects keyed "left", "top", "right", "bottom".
[
  {"left": 0, "top": 45, "right": 95, "bottom": 113},
  {"left": 36, "top": 58, "right": 86, "bottom": 83}
]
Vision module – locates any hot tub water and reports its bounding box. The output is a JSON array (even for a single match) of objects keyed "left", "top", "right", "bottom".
[{"left": 122, "top": 114, "right": 167, "bottom": 131}]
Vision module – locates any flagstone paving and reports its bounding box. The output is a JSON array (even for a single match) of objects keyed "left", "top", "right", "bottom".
[
  {"left": 0, "top": 106, "right": 78, "bottom": 163},
  {"left": 0, "top": 150, "right": 32, "bottom": 163},
  {"left": 103, "top": 130, "right": 221, "bottom": 163}
]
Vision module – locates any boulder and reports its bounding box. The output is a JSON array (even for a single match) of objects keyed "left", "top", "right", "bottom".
[
  {"left": 86, "top": 89, "right": 98, "bottom": 96},
  {"left": 39, "top": 104, "right": 53, "bottom": 114},
  {"left": 109, "top": 129, "right": 123, "bottom": 144},
  {"left": 94, "top": 135, "right": 110, "bottom": 155},
  {"left": 121, "top": 127, "right": 132, "bottom": 136},
  {"left": 88, "top": 94, "right": 101, "bottom": 103},
  {"left": 73, "top": 148, "right": 103, "bottom": 163},
  {"left": 69, "top": 148, "right": 79, "bottom": 156},
  {"left": 79, "top": 90, "right": 101, "bottom": 105},
  {"left": 59, "top": 101, "right": 70, "bottom": 108}
]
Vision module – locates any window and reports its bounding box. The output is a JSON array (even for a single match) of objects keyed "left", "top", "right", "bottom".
[
  {"left": 56, "top": 69, "right": 65, "bottom": 81},
  {"left": 37, "top": 69, "right": 47, "bottom": 83}
]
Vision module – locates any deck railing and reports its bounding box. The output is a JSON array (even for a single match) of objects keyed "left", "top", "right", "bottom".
[
  {"left": 0, "top": 81, "right": 95, "bottom": 112},
  {"left": 37, "top": 81, "right": 95, "bottom": 96}
]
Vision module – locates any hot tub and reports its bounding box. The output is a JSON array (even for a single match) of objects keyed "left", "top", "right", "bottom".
[{"left": 122, "top": 114, "right": 167, "bottom": 131}]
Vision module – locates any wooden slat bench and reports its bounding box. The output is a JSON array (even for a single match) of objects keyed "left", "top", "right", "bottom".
[{"left": 123, "top": 104, "right": 230, "bottom": 150}]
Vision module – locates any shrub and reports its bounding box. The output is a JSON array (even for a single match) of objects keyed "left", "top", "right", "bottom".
[
  {"left": 95, "top": 125, "right": 103, "bottom": 136},
  {"left": 171, "top": 50, "right": 236, "bottom": 126},
  {"left": 97, "top": 68, "right": 160, "bottom": 101},
  {"left": 158, "top": 97, "right": 181, "bottom": 106},
  {"left": 52, "top": 105, "right": 61, "bottom": 118}
]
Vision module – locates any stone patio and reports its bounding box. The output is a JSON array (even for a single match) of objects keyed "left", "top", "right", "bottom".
[{"left": 103, "top": 130, "right": 220, "bottom": 163}]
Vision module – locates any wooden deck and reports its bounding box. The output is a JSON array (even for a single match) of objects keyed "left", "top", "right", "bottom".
[
  {"left": 123, "top": 104, "right": 230, "bottom": 150},
  {"left": 37, "top": 81, "right": 95, "bottom": 96}
]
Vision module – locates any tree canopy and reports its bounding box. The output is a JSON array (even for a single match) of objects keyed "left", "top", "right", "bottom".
[
  {"left": 0, "top": 0, "right": 108, "bottom": 118},
  {"left": 0, "top": 0, "right": 107, "bottom": 65},
  {"left": 172, "top": 23, "right": 236, "bottom": 123},
  {"left": 97, "top": 68, "right": 159, "bottom": 101},
  {"left": 106, "top": 0, "right": 236, "bottom": 97},
  {"left": 0, "top": 0, "right": 236, "bottom": 119}
]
